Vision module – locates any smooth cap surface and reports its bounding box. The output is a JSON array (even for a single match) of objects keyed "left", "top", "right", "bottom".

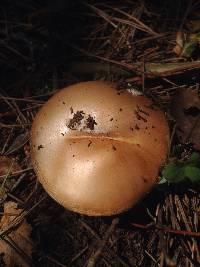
[{"left": 31, "top": 81, "right": 169, "bottom": 216}]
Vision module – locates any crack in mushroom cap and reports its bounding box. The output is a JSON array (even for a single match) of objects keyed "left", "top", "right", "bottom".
[{"left": 31, "top": 81, "right": 170, "bottom": 216}]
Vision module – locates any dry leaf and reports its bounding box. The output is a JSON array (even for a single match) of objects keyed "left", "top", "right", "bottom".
[
  {"left": 0, "top": 201, "right": 33, "bottom": 267},
  {"left": 172, "top": 87, "right": 200, "bottom": 149},
  {"left": 0, "top": 156, "right": 21, "bottom": 178}
]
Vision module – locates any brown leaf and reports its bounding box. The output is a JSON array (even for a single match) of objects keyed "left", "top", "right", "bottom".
[
  {"left": 172, "top": 87, "right": 200, "bottom": 149},
  {"left": 0, "top": 156, "right": 21, "bottom": 178},
  {"left": 0, "top": 201, "right": 33, "bottom": 267}
]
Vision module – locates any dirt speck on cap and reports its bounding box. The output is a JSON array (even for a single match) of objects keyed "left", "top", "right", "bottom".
[
  {"left": 67, "top": 111, "right": 85, "bottom": 130},
  {"left": 134, "top": 107, "right": 148, "bottom": 123},
  {"left": 70, "top": 107, "right": 73, "bottom": 114},
  {"left": 112, "top": 145, "right": 117, "bottom": 151},
  {"left": 88, "top": 140, "right": 92, "bottom": 147},
  {"left": 37, "top": 145, "right": 44, "bottom": 150},
  {"left": 137, "top": 105, "right": 149, "bottom": 116},
  {"left": 86, "top": 115, "right": 97, "bottom": 130},
  {"left": 142, "top": 177, "right": 148, "bottom": 183}
]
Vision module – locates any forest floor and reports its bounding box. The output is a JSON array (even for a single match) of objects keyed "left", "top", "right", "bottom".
[{"left": 0, "top": 1, "right": 200, "bottom": 266}]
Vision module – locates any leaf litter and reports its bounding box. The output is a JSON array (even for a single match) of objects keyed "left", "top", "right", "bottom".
[
  {"left": 0, "top": 156, "right": 21, "bottom": 179},
  {"left": 0, "top": 201, "right": 33, "bottom": 267},
  {"left": 171, "top": 87, "right": 200, "bottom": 150}
]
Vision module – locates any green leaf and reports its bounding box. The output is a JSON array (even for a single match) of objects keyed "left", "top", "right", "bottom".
[
  {"left": 189, "top": 152, "right": 200, "bottom": 164},
  {"left": 162, "top": 162, "right": 185, "bottom": 183},
  {"left": 182, "top": 166, "right": 200, "bottom": 182},
  {"left": 161, "top": 152, "right": 200, "bottom": 184},
  {"left": 182, "top": 42, "right": 197, "bottom": 58}
]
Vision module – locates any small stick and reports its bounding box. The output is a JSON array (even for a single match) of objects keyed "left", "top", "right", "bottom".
[
  {"left": 80, "top": 220, "right": 128, "bottom": 267},
  {"left": 0, "top": 167, "right": 33, "bottom": 180},
  {"left": 70, "top": 245, "right": 88, "bottom": 264},
  {"left": 131, "top": 223, "right": 200, "bottom": 238},
  {"left": 86, "top": 218, "right": 119, "bottom": 267}
]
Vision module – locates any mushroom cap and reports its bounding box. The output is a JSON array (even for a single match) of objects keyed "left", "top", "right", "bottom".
[{"left": 31, "top": 81, "right": 169, "bottom": 216}]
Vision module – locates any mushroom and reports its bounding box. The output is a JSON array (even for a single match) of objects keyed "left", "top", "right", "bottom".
[{"left": 31, "top": 81, "right": 169, "bottom": 216}]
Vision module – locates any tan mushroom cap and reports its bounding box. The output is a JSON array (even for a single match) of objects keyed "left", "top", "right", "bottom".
[{"left": 31, "top": 81, "right": 169, "bottom": 216}]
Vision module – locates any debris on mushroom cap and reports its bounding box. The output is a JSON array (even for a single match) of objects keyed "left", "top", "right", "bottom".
[{"left": 31, "top": 81, "right": 170, "bottom": 216}]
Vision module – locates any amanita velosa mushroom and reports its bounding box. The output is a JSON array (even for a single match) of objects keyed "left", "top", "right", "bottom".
[{"left": 31, "top": 81, "right": 169, "bottom": 216}]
